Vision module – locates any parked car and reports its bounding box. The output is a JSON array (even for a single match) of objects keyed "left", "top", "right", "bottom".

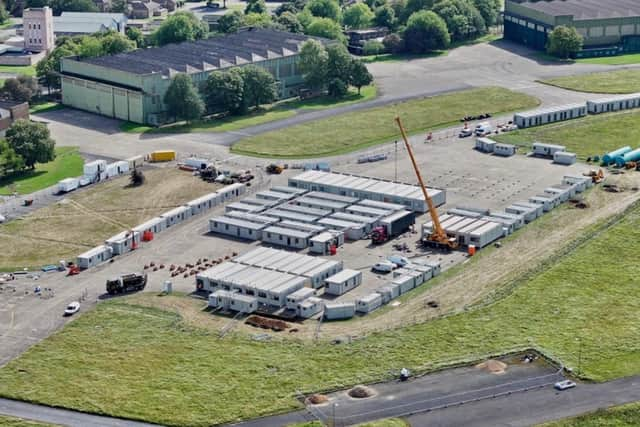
[
  {"left": 459, "top": 127, "right": 474, "bottom": 138},
  {"left": 64, "top": 301, "right": 80, "bottom": 316},
  {"left": 372, "top": 260, "right": 397, "bottom": 273},
  {"left": 554, "top": 380, "right": 576, "bottom": 391},
  {"left": 0, "top": 214, "right": 5, "bottom": 223},
  {"left": 475, "top": 122, "right": 493, "bottom": 136},
  {"left": 387, "top": 254, "right": 410, "bottom": 267}
]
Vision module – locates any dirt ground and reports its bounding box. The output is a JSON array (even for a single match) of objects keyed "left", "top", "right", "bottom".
[{"left": 0, "top": 168, "right": 220, "bottom": 270}]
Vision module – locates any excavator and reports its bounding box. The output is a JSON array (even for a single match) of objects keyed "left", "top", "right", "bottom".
[{"left": 395, "top": 117, "right": 458, "bottom": 251}]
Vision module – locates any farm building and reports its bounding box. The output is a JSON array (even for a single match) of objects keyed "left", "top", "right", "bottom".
[
  {"left": 356, "top": 293, "right": 383, "bottom": 313},
  {"left": 105, "top": 230, "right": 141, "bottom": 255},
  {"left": 587, "top": 93, "right": 640, "bottom": 114},
  {"left": 208, "top": 289, "right": 258, "bottom": 314},
  {"left": 132, "top": 217, "right": 165, "bottom": 236},
  {"left": 288, "top": 170, "right": 445, "bottom": 212},
  {"left": 513, "top": 104, "right": 586, "bottom": 129},
  {"left": 261, "top": 225, "right": 316, "bottom": 249},
  {"left": 504, "top": 0, "right": 640, "bottom": 58},
  {"left": 60, "top": 28, "right": 325, "bottom": 125},
  {"left": 187, "top": 192, "right": 220, "bottom": 215},
  {"left": 76, "top": 245, "right": 113, "bottom": 269},
  {"left": 324, "top": 269, "right": 362, "bottom": 296},
  {"left": 208, "top": 216, "right": 275, "bottom": 240},
  {"left": 309, "top": 230, "right": 345, "bottom": 255},
  {"left": 324, "top": 302, "right": 356, "bottom": 320}
]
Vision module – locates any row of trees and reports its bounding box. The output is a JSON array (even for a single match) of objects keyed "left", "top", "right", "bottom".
[{"left": 0, "top": 120, "right": 56, "bottom": 177}]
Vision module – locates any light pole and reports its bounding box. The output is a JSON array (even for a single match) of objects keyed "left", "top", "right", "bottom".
[
  {"left": 332, "top": 402, "right": 338, "bottom": 427},
  {"left": 394, "top": 140, "right": 398, "bottom": 182}
]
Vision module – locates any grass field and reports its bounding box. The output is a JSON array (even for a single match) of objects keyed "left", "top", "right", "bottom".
[
  {"left": 1, "top": 194, "right": 640, "bottom": 425},
  {"left": 0, "top": 147, "right": 83, "bottom": 196},
  {"left": 289, "top": 418, "right": 406, "bottom": 427},
  {"left": 0, "top": 416, "right": 56, "bottom": 427},
  {"left": 540, "top": 69, "right": 640, "bottom": 94},
  {"left": 232, "top": 87, "right": 539, "bottom": 158},
  {"left": 577, "top": 53, "right": 640, "bottom": 65},
  {"left": 494, "top": 110, "right": 640, "bottom": 160},
  {"left": 120, "top": 86, "right": 377, "bottom": 134},
  {"left": 29, "top": 102, "right": 65, "bottom": 115},
  {"left": 541, "top": 402, "right": 640, "bottom": 427},
  {"left": 0, "top": 65, "right": 36, "bottom": 77},
  {"left": 0, "top": 168, "right": 218, "bottom": 270}
]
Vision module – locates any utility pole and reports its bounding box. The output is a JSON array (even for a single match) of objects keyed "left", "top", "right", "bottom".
[
  {"left": 394, "top": 140, "right": 398, "bottom": 181},
  {"left": 577, "top": 337, "right": 583, "bottom": 376}
]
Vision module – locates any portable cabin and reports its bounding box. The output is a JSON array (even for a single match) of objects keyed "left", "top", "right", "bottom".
[
  {"left": 505, "top": 204, "right": 537, "bottom": 223},
  {"left": 357, "top": 199, "right": 406, "bottom": 212},
  {"left": 263, "top": 209, "right": 320, "bottom": 224},
  {"left": 413, "top": 259, "right": 441, "bottom": 277},
  {"left": 161, "top": 205, "right": 192, "bottom": 228},
  {"left": 276, "top": 203, "right": 331, "bottom": 218},
  {"left": 468, "top": 222, "right": 503, "bottom": 248},
  {"left": 324, "top": 302, "right": 356, "bottom": 320},
  {"left": 187, "top": 192, "right": 220, "bottom": 215},
  {"left": 261, "top": 225, "right": 314, "bottom": 249},
  {"left": 409, "top": 264, "right": 433, "bottom": 282},
  {"left": 394, "top": 269, "right": 423, "bottom": 286},
  {"left": 225, "top": 202, "right": 265, "bottom": 214},
  {"left": 269, "top": 186, "right": 308, "bottom": 196},
  {"left": 224, "top": 211, "right": 280, "bottom": 226},
  {"left": 218, "top": 183, "right": 246, "bottom": 202},
  {"left": 183, "top": 157, "right": 211, "bottom": 170},
  {"left": 378, "top": 210, "right": 415, "bottom": 237},
  {"left": 278, "top": 221, "right": 325, "bottom": 235},
  {"left": 76, "top": 245, "right": 113, "bottom": 269},
  {"left": 494, "top": 143, "right": 516, "bottom": 157},
  {"left": 356, "top": 293, "right": 383, "bottom": 313},
  {"left": 296, "top": 297, "right": 323, "bottom": 318},
  {"left": 528, "top": 196, "right": 554, "bottom": 212},
  {"left": 208, "top": 216, "right": 270, "bottom": 240},
  {"left": 295, "top": 196, "right": 350, "bottom": 213},
  {"left": 286, "top": 287, "right": 316, "bottom": 310},
  {"left": 562, "top": 175, "right": 593, "bottom": 192},
  {"left": 255, "top": 190, "right": 296, "bottom": 202},
  {"left": 241, "top": 197, "right": 280, "bottom": 209},
  {"left": 105, "top": 161, "right": 129, "bottom": 178},
  {"left": 266, "top": 276, "right": 307, "bottom": 307},
  {"left": 447, "top": 208, "right": 483, "bottom": 219},
  {"left": 553, "top": 151, "right": 577, "bottom": 165},
  {"left": 309, "top": 230, "right": 345, "bottom": 255},
  {"left": 481, "top": 215, "right": 515, "bottom": 236},
  {"left": 208, "top": 290, "right": 258, "bottom": 314},
  {"left": 475, "top": 137, "right": 496, "bottom": 153},
  {"left": 345, "top": 204, "right": 392, "bottom": 218},
  {"left": 306, "top": 191, "right": 359, "bottom": 205},
  {"left": 545, "top": 185, "right": 573, "bottom": 202},
  {"left": 376, "top": 287, "right": 393, "bottom": 304},
  {"left": 132, "top": 216, "right": 166, "bottom": 236},
  {"left": 511, "top": 201, "right": 544, "bottom": 218},
  {"left": 149, "top": 150, "right": 175, "bottom": 162},
  {"left": 196, "top": 262, "right": 247, "bottom": 292},
  {"left": 58, "top": 177, "right": 79, "bottom": 193},
  {"left": 83, "top": 159, "right": 107, "bottom": 177},
  {"left": 324, "top": 269, "right": 362, "bottom": 296},
  {"left": 301, "top": 260, "right": 344, "bottom": 289},
  {"left": 105, "top": 230, "right": 141, "bottom": 255},
  {"left": 126, "top": 155, "right": 144, "bottom": 170},
  {"left": 317, "top": 217, "right": 366, "bottom": 240},
  {"left": 329, "top": 212, "right": 377, "bottom": 233},
  {"left": 532, "top": 143, "right": 566, "bottom": 158},
  {"left": 513, "top": 104, "right": 586, "bottom": 129},
  {"left": 392, "top": 275, "right": 415, "bottom": 295},
  {"left": 491, "top": 211, "right": 525, "bottom": 229},
  {"left": 587, "top": 93, "right": 640, "bottom": 114}
]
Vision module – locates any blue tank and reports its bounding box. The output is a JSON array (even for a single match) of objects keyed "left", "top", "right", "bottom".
[
  {"left": 614, "top": 148, "right": 640, "bottom": 167},
  {"left": 603, "top": 146, "right": 632, "bottom": 165}
]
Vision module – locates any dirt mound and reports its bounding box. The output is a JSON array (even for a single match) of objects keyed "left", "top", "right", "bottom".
[
  {"left": 348, "top": 385, "right": 375, "bottom": 398},
  {"left": 307, "top": 394, "right": 328, "bottom": 405},
  {"left": 476, "top": 359, "right": 507, "bottom": 375},
  {"left": 245, "top": 315, "right": 289, "bottom": 332}
]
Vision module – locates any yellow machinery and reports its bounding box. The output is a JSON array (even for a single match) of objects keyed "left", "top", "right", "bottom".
[{"left": 395, "top": 117, "right": 458, "bottom": 250}]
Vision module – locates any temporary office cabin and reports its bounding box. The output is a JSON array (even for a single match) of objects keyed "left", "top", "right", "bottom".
[
  {"left": 306, "top": 191, "right": 359, "bottom": 205},
  {"left": 286, "top": 287, "right": 316, "bottom": 310},
  {"left": 468, "top": 221, "right": 503, "bottom": 248},
  {"left": 514, "top": 104, "right": 586, "bottom": 129},
  {"left": 505, "top": 204, "right": 538, "bottom": 223},
  {"left": 218, "top": 183, "right": 246, "bottom": 202},
  {"left": 533, "top": 143, "right": 566, "bottom": 158},
  {"left": 528, "top": 196, "right": 554, "bottom": 212},
  {"left": 356, "top": 293, "right": 383, "bottom": 313},
  {"left": 329, "top": 212, "right": 377, "bottom": 233},
  {"left": 345, "top": 204, "right": 392, "bottom": 218},
  {"left": 242, "top": 197, "right": 280, "bottom": 209},
  {"left": 357, "top": 199, "right": 406, "bottom": 212},
  {"left": 269, "top": 186, "right": 308, "bottom": 196},
  {"left": 475, "top": 137, "right": 497, "bottom": 153},
  {"left": 309, "top": 230, "right": 345, "bottom": 255},
  {"left": 132, "top": 216, "right": 166, "bottom": 235},
  {"left": 482, "top": 215, "right": 515, "bottom": 236},
  {"left": 126, "top": 155, "right": 143, "bottom": 169},
  {"left": 208, "top": 217, "right": 269, "bottom": 240},
  {"left": 408, "top": 264, "right": 433, "bottom": 282},
  {"left": 324, "top": 269, "right": 362, "bottom": 296},
  {"left": 297, "top": 297, "right": 323, "bottom": 318},
  {"left": 553, "top": 151, "right": 577, "bottom": 165},
  {"left": 295, "top": 196, "right": 350, "bottom": 213},
  {"left": 76, "top": 245, "right": 113, "bottom": 269},
  {"left": 393, "top": 275, "right": 416, "bottom": 295},
  {"left": 587, "top": 93, "right": 640, "bottom": 114},
  {"left": 544, "top": 186, "right": 573, "bottom": 202},
  {"left": 187, "top": 192, "right": 220, "bottom": 215},
  {"left": 58, "top": 177, "right": 79, "bottom": 193},
  {"left": 225, "top": 202, "right": 265, "bottom": 214},
  {"left": 376, "top": 286, "right": 394, "bottom": 304},
  {"left": 261, "top": 226, "right": 314, "bottom": 249},
  {"left": 83, "top": 159, "right": 107, "bottom": 177},
  {"left": 161, "top": 205, "right": 192, "bottom": 228},
  {"left": 324, "top": 302, "right": 356, "bottom": 320},
  {"left": 563, "top": 175, "right": 593, "bottom": 192},
  {"left": 197, "top": 262, "right": 248, "bottom": 292},
  {"left": 512, "top": 201, "right": 544, "bottom": 218},
  {"left": 317, "top": 217, "right": 366, "bottom": 240},
  {"left": 494, "top": 143, "right": 516, "bottom": 157},
  {"left": 208, "top": 290, "right": 258, "bottom": 314},
  {"left": 263, "top": 209, "right": 320, "bottom": 224},
  {"left": 183, "top": 157, "right": 210, "bottom": 170},
  {"left": 255, "top": 190, "right": 295, "bottom": 202},
  {"left": 277, "top": 203, "right": 331, "bottom": 218},
  {"left": 105, "top": 230, "right": 141, "bottom": 255},
  {"left": 447, "top": 208, "right": 483, "bottom": 219},
  {"left": 490, "top": 211, "right": 525, "bottom": 229},
  {"left": 278, "top": 221, "right": 325, "bottom": 235},
  {"left": 301, "top": 260, "right": 343, "bottom": 289}
]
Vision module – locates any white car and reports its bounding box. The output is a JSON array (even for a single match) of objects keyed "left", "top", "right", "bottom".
[
  {"left": 459, "top": 128, "right": 474, "bottom": 138},
  {"left": 475, "top": 122, "right": 493, "bottom": 136},
  {"left": 64, "top": 301, "right": 80, "bottom": 316},
  {"left": 387, "top": 255, "right": 410, "bottom": 267},
  {"left": 0, "top": 214, "right": 5, "bottom": 223},
  {"left": 554, "top": 380, "right": 576, "bottom": 391},
  {"left": 372, "top": 261, "right": 397, "bottom": 273}
]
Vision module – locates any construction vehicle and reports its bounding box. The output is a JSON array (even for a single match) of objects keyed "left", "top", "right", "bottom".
[
  {"left": 199, "top": 166, "right": 219, "bottom": 182},
  {"left": 395, "top": 117, "right": 457, "bottom": 250},
  {"left": 266, "top": 164, "right": 283, "bottom": 174},
  {"left": 106, "top": 272, "right": 147, "bottom": 295},
  {"left": 584, "top": 168, "right": 605, "bottom": 184}
]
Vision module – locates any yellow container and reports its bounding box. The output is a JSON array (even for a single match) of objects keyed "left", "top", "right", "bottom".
[{"left": 150, "top": 150, "right": 176, "bottom": 162}]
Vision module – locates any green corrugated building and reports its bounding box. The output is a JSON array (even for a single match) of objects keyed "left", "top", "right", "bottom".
[
  {"left": 61, "top": 28, "right": 322, "bottom": 125},
  {"left": 504, "top": 0, "right": 640, "bottom": 58}
]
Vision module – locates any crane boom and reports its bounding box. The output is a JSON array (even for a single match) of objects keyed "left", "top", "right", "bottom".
[{"left": 394, "top": 117, "right": 455, "bottom": 249}]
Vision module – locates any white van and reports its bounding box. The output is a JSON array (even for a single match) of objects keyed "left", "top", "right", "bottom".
[{"left": 475, "top": 122, "right": 493, "bottom": 136}]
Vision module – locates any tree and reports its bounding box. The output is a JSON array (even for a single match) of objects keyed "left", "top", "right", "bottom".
[
  {"left": 306, "top": 17, "right": 344, "bottom": 41},
  {"left": 239, "top": 65, "right": 277, "bottom": 110},
  {"left": 277, "top": 11, "right": 303, "bottom": 32},
  {"left": 244, "top": 13, "right": 273, "bottom": 28},
  {"left": 350, "top": 60, "right": 373, "bottom": 94},
  {"left": 298, "top": 39, "right": 328, "bottom": 90},
  {"left": 2, "top": 75, "right": 39, "bottom": 103},
  {"left": 50, "top": 0, "right": 98, "bottom": 14},
  {"left": 217, "top": 10, "right": 245, "bottom": 33},
  {"left": 274, "top": 2, "right": 299, "bottom": 16},
  {"left": 203, "top": 69, "right": 244, "bottom": 114},
  {"left": 0, "top": 2, "right": 10, "bottom": 24},
  {"left": 0, "top": 139, "right": 24, "bottom": 177},
  {"left": 432, "top": 0, "right": 485, "bottom": 41},
  {"left": 305, "top": 0, "right": 340, "bottom": 21},
  {"left": 547, "top": 26, "right": 583, "bottom": 59},
  {"left": 362, "top": 39, "right": 385, "bottom": 55},
  {"left": 374, "top": 4, "right": 396, "bottom": 29},
  {"left": 110, "top": 0, "right": 128, "bottom": 12},
  {"left": 164, "top": 74, "right": 204, "bottom": 123},
  {"left": 327, "top": 76, "right": 347, "bottom": 97},
  {"left": 6, "top": 120, "right": 55, "bottom": 169},
  {"left": 364, "top": 0, "right": 386, "bottom": 10},
  {"left": 244, "top": 0, "right": 266, "bottom": 14},
  {"left": 126, "top": 27, "right": 145, "bottom": 48},
  {"left": 402, "top": 0, "right": 434, "bottom": 22},
  {"left": 153, "top": 11, "right": 206, "bottom": 46},
  {"left": 343, "top": 3, "right": 374, "bottom": 29},
  {"left": 327, "top": 43, "right": 351, "bottom": 80},
  {"left": 383, "top": 32, "right": 404, "bottom": 53},
  {"left": 99, "top": 31, "right": 136, "bottom": 54},
  {"left": 78, "top": 36, "right": 103, "bottom": 58},
  {"left": 403, "top": 10, "right": 450, "bottom": 53},
  {"left": 472, "top": 0, "right": 500, "bottom": 26}
]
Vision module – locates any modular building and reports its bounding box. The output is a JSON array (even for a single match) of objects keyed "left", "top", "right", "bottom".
[
  {"left": 357, "top": 199, "right": 406, "bottom": 212},
  {"left": 356, "top": 293, "right": 383, "bottom": 313},
  {"left": 270, "top": 186, "right": 308, "bottom": 196},
  {"left": 489, "top": 212, "right": 525, "bottom": 229},
  {"left": 161, "top": 205, "right": 192, "bottom": 228},
  {"left": 126, "top": 155, "right": 143, "bottom": 169},
  {"left": 324, "top": 301, "right": 356, "bottom": 320},
  {"left": 345, "top": 204, "right": 393, "bottom": 218},
  {"left": 263, "top": 209, "right": 320, "bottom": 224},
  {"left": 300, "top": 260, "right": 343, "bottom": 289},
  {"left": 563, "top": 175, "right": 593, "bottom": 192},
  {"left": 256, "top": 190, "right": 296, "bottom": 202},
  {"left": 295, "top": 196, "right": 350, "bottom": 213},
  {"left": 105, "top": 230, "right": 141, "bottom": 255},
  {"left": 76, "top": 244, "right": 113, "bottom": 269},
  {"left": 324, "top": 269, "right": 362, "bottom": 296},
  {"left": 447, "top": 208, "right": 483, "bottom": 219},
  {"left": 506, "top": 204, "right": 538, "bottom": 223},
  {"left": 208, "top": 289, "right": 258, "bottom": 314},
  {"left": 494, "top": 143, "right": 517, "bottom": 157},
  {"left": 278, "top": 221, "right": 325, "bottom": 234},
  {"left": 329, "top": 212, "right": 378, "bottom": 233},
  {"left": 476, "top": 137, "right": 497, "bottom": 153},
  {"left": 528, "top": 196, "right": 555, "bottom": 212},
  {"left": 277, "top": 203, "right": 331, "bottom": 218},
  {"left": 132, "top": 216, "right": 166, "bottom": 236},
  {"left": 106, "top": 160, "right": 129, "bottom": 177},
  {"left": 306, "top": 191, "right": 359, "bottom": 205},
  {"left": 209, "top": 216, "right": 273, "bottom": 240},
  {"left": 545, "top": 185, "right": 574, "bottom": 202},
  {"left": 533, "top": 142, "right": 566, "bottom": 158},
  {"left": 317, "top": 217, "right": 367, "bottom": 240},
  {"left": 588, "top": 93, "right": 640, "bottom": 114},
  {"left": 187, "top": 192, "right": 220, "bottom": 215},
  {"left": 378, "top": 210, "right": 416, "bottom": 237},
  {"left": 468, "top": 221, "right": 503, "bottom": 248},
  {"left": 392, "top": 275, "right": 416, "bottom": 294},
  {"left": 218, "top": 183, "right": 246, "bottom": 201},
  {"left": 296, "top": 296, "right": 323, "bottom": 318},
  {"left": 309, "top": 230, "right": 345, "bottom": 255},
  {"left": 83, "top": 159, "right": 107, "bottom": 177},
  {"left": 553, "top": 151, "right": 577, "bottom": 165},
  {"left": 288, "top": 170, "right": 445, "bottom": 212},
  {"left": 514, "top": 104, "right": 586, "bottom": 129},
  {"left": 226, "top": 202, "right": 265, "bottom": 214},
  {"left": 262, "top": 225, "right": 315, "bottom": 249},
  {"left": 286, "top": 287, "right": 316, "bottom": 310},
  {"left": 58, "top": 177, "right": 79, "bottom": 193},
  {"left": 242, "top": 197, "right": 280, "bottom": 209}
]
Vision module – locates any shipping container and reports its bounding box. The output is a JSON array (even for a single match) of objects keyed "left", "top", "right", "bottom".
[
  {"left": 76, "top": 245, "right": 113, "bottom": 269},
  {"left": 105, "top": 230, "right": 141, "bottom": 255},
  {"left": 379, "top": 210, "right": 415, "bottom": 237},
  {"left": 183, "top": 157, "right": 211, "bottom": 170},
  {"left": 514, "top": 104, "right": 586, "bottom": 129},
  {"left": 494, "top": 143, "right": 517, "bottom": 157},
  {"left": 587, "top": 93, "right": 640, "bottom": 114},
  {"left": 324, "top": 269, "right": 362, "bottom": 296},
  {"left": 324, "top": 302, "right": 356, "bottom": 320},
  {"left": 149, "top": 150, "right": 176, "bottom": 162},
  {"left": 356, "top": 293, "right": 383, "bottom": 313}
]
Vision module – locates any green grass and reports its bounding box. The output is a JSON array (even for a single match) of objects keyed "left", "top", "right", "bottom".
[
  {"left": 0, "top": 147, "right": 83, "bottom": 195},
  {"left": 285, "top": 85, "right": 377, "bottom": 111},
  {"left": 494, "top": 110, "right": 640, "bottom": 160},
  {"left": 232, "top": 86, "right": 539, "bottom": 158},
  {"left": 0, "top": 65, "right": 36, "bottom": 77},
  {"left": 356, "top": 419, "right": 409, "bottom": 427},
  {"left": 29, "top": 102, "right": 65, "bottom": 115},
  {"left": 0, "top": 415, "right": 58, "bottom": 427},
  {"left": 541, "top": 402, "right": 640, "bottom": 426},
  {"left": 540, "top": 69, "right": 640, "bottom": 94},
  {"left": 0, "top": 19, "right": 15, "bottom": 30},
  {"left": 577, "top": 53, "right": 640, "bottom": 65},
  {"left": 2, "top": 196, "right": 640, "bottom": 425}
]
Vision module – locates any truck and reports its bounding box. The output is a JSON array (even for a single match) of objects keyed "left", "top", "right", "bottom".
[
  {"left": 106, "top": 273, "right": 148, "bottom": 295},
  {"left": 371, "top": 211, "right": 416, "bottom": 244}
]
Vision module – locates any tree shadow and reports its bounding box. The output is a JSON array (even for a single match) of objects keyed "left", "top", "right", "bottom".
[{"left": 488, "top": 38, "right": 576, "bottom": 66}]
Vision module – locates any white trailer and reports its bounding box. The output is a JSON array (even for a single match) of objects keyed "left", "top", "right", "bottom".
[
  {"left": 324, "top": 302, "right": 356, "bottom": 320},
  {"left": 475, "top": 137, "right": 496, "bottom": 153},
  {"left": 296, "top": 296, "right": 323, "bottom": 318},
  {"left": 58, "top": 177, "right": 79, "bottom": 193},
  {"left": 126, "top": 155, "right": 144, "bottom": 170},
  {"left": 528, "top": 196, "right": 554, "bottom": 212},
  {"left": 105, "top": 230, "right": 141, "bottom": 255},
  {"left": 587, "top": 93, "right": 640, "bottom": 114},
  {"left": 309, "top": 231, "right": 345, "bottom": 255},
  {"left": 356, "top": 293, "right": 383, "bottom": 313},
  {"left": 553, "top": 151, "right": 577, "bottom": 165},
  {"left": 160, "top": 205, "right": 192, "bottom": 228},
  {"left": 511, "top": 201, "right": 544, "bottom": 218},
  {"left": 83, "top": 159, "right": 107, "bottom": 177},
  {"left": 393, "top": 275, "right": 415, "bottom": 295},
  {"left": 187, "top": 192, "right": 220, "bottom": 215},
  {"left": 514, "top": 104, "right": 586, "bottom": 129},
  {"left": 533, "top": 143, "right": 566, "bottom": 158},
  {"left": 468, "top": 222, "right": 503, "bottom": 248},
  {"left": 286, "top": 287, "right": 316, "bottom": 310},
  {"left": 324, "top": 269, "right": 362, "bottom": 296},
  {"left": 563, "top": 175, "right": 593, "bottom": 192},
  {"left": 132, "top": 217, "right": 166, "bottom": 235},
  {"left": 494, "top": 143, "right": 516, "bottom": 157},
  {"left": 76, "top": 245, "right": 113, "bottom": 269}
]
